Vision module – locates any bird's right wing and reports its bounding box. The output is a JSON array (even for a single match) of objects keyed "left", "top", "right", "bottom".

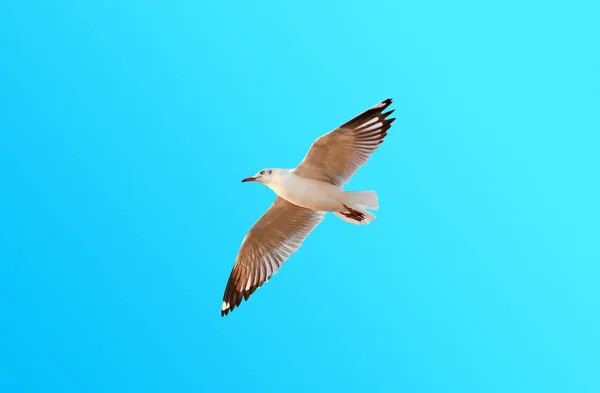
[
  {"left": 293, "top": 98, "right": 396, "bottom": 186},
  {"left": 221, "top": 197, "right": 325, "bottom": 316}
]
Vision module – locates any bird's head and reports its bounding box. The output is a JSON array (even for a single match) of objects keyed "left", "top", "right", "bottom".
[{"left": 241, "top": 168, "right": 280, "bottom": 185}]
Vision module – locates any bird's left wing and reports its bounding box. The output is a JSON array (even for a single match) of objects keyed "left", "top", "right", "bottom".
[
  {"left": 293, "top": 98, "right": 396, "bottom": 186},
  {"left": 221, "top": 197, "right": 325, "bottom": 316}
]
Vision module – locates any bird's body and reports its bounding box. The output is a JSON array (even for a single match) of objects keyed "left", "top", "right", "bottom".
[
  {"left": 264, "top": 169, "right": 347, "bottom": 212},
  {"left": 221, "top": 98, "right": 396, "bottom": 316}
]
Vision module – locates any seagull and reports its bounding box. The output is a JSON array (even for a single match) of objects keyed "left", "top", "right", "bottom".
[{"left": 221, "top": 98, "right": 396, "bottom": 316}]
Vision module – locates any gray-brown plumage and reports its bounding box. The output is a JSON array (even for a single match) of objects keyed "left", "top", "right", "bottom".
[
  {"left": 294, "top": 98, "right": 395, "bottom": 186},
  {"left": 221, "top": 198, "right": 324, "bottom": 316}
]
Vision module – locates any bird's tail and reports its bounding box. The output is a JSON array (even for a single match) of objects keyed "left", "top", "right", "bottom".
[
  {"left": 334, "top": 191, "right": 378, "bottom": 225},
  {"left": 344, "top": 191, "right": 379, "bottom": 210}
]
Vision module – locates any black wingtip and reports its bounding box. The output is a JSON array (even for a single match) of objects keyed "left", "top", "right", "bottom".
[
  {"left": 377, "top": 98, "right": 393, "bottom": 110},
  {"left": 382, "top": 109, "right": 395, "bottom": 118}
]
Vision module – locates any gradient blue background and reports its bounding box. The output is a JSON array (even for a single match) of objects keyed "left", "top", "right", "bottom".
[{"left": 1, "top": 1, "right": 599, "bottom": 392}]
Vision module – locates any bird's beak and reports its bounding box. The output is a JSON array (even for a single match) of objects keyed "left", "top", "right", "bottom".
[{"left": 241, "top": 176, "right": 258, "bottom": 183}]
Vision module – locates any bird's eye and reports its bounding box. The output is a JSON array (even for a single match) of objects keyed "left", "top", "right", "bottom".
[{"left": 268, "top": 170, "right": 272, "bottom": 175}]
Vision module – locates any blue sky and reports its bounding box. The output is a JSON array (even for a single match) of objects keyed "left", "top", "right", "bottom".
[{"left": 1, "top": 0, "right": 599, "bottom": 392}]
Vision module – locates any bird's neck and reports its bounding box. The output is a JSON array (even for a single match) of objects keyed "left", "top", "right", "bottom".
[{"left": 264, "top": 169, "right": 291, "bottom": 190}]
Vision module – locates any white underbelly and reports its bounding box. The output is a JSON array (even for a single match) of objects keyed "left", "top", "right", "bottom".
[{"left": 270, "top": 176, "right": 344, "bottom": 212}]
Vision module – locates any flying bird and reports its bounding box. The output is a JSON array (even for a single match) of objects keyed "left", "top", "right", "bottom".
[{"left": 221, "top": 98, "right": 396, "bottom": 316}]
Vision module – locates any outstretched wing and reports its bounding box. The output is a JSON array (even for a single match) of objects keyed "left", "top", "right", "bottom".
[
  {"left": 293, "top": 98, "right": 395, "bottom": 186},
  {"left": 221, "top": 197, "right": 325, "bottom": 316}
]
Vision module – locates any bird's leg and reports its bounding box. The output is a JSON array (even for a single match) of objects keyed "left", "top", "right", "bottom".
[{"left": 341, "top": 205, "right": 365, "bottom": 222}]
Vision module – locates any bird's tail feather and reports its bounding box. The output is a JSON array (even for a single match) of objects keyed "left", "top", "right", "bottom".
[{"left": 344, "top": 191, "right": 378, "bottom": 210}]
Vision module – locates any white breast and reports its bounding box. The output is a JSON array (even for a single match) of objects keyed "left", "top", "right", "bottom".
[{"left": 268, "top": 171, "right": 344, "bottom": 212}]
